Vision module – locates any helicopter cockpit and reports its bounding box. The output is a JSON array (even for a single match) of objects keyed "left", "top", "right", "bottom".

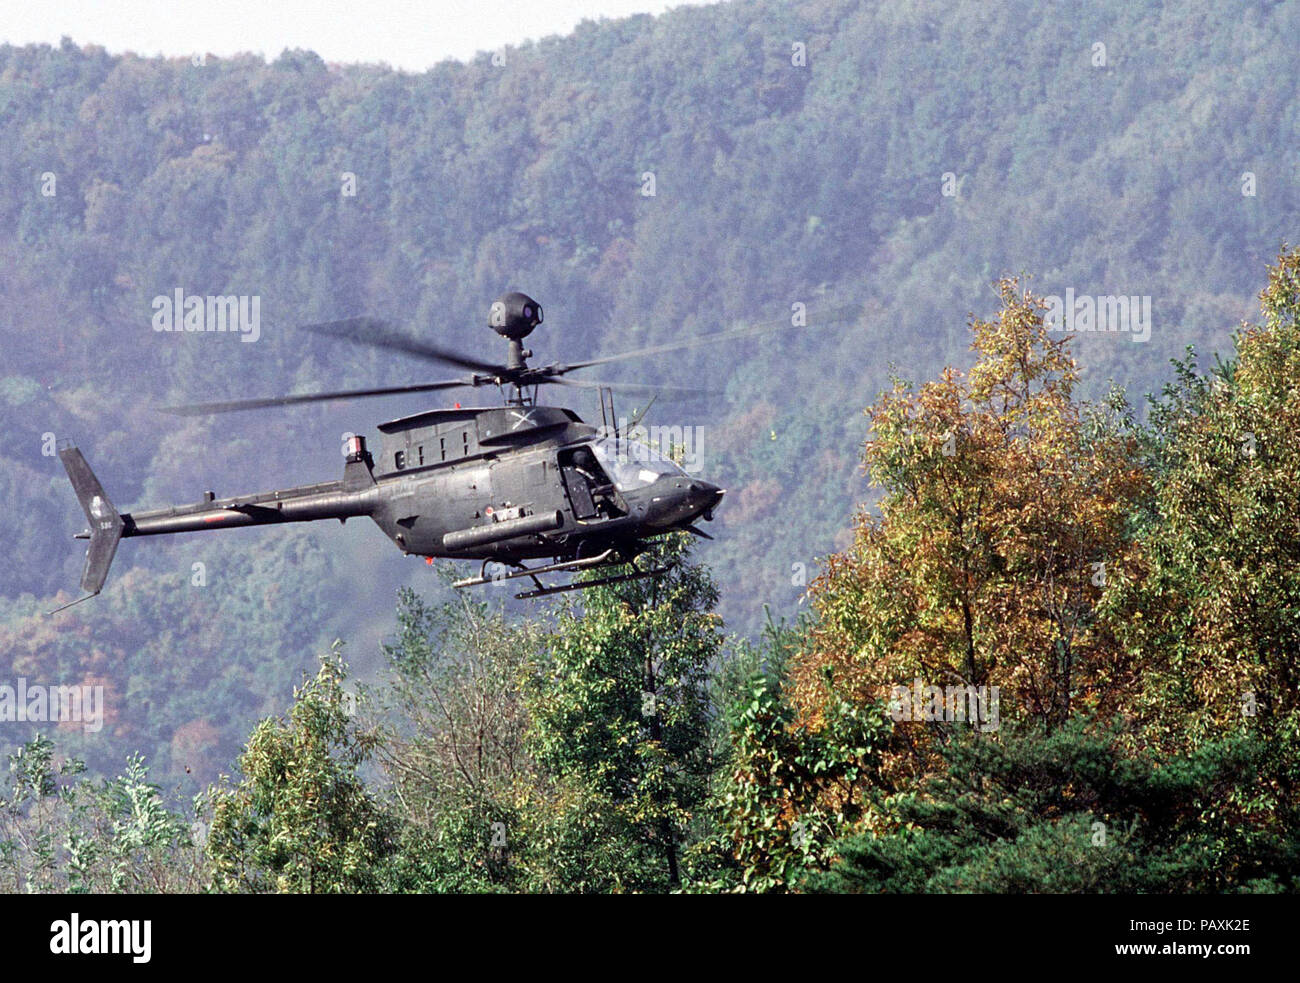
[
  {"left": 587, "top": 436, "right": 688, "bottom": 490},
  {"left": 557, "top": 438, "right": 688, "bottom": 521}
]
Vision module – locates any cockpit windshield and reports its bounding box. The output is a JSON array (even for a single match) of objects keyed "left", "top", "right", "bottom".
[{"left": 587, "top": 436, "right": 687, "bottom": 491}]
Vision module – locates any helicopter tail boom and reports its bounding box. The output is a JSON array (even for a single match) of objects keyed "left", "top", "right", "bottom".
[
  {"left": 121, "top": 481, "right": 379, "bottom": 537},
  {"left": 53, "top": 443, "right": 379, "bottom": 613}
]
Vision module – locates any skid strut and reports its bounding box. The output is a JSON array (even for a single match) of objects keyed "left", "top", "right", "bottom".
[{"left": 451, "top": 549, "right": 672, "bottom": 599}]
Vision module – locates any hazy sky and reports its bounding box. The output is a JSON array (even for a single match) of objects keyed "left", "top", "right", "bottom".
[{"left": 0, "top": 0, "right": 701, "bottom": 69}]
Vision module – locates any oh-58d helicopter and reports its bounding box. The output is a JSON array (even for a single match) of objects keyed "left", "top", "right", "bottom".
[{"left": 55, "top": 291, "right": 827, "bottom": 612}]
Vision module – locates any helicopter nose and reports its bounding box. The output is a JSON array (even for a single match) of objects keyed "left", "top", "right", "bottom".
[
  {"left": 688, "top": 481, "right": 725, "bottom": 518},
  {"left": 641, "top": 477, "right": 726, "bottom": 527}
]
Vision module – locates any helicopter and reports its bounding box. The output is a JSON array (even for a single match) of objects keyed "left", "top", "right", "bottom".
[{"left": 53, "top": 290, "right": 821, "bottom": 612}]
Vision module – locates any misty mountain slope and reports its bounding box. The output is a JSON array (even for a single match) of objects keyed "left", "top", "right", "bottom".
[{"left": 1, "top": 0, "right": 1296, "bottom": 785}]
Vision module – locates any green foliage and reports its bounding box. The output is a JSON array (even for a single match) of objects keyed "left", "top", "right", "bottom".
[
  {"left": 803, "top": 719, "right": 1300, "bottom": 894},
  {"left": 0, "top": 734, "right": 202, "bottom": 893},
  {"left": 366, "top": 538, "right": 726, "bottom": 893},
  {"left": 1111, "top": 248, "right": 1300, "bottom": 751},
  {"left": 206, "top": 646, "right": 397, "bottom": 892},
  {"left": 369, "top": 586, "right": 540, "bottom": 893},
  {"left": 0, "top": 528, "right": 341, "bottom": 794},
  {"left": 685, "top": 615, "right": 891, "bottom": 893},
  {"left": 521, "top": 534, "right": 722, "bottom": 891}
]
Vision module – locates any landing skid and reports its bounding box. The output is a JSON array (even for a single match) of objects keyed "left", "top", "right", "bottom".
[{"left": 452, "top": 549, "right": 673, "bottom": 599}]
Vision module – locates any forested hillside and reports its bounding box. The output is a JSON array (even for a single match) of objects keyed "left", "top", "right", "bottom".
[
  {"left": 8, "top": 251, "right": 1299, "bottom": 894},
  {"left": 1, "top": 0, "right": 1298, "bottom": 791}
]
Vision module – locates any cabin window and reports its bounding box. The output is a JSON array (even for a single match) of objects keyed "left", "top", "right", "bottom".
[
  {"left": 462, "top": 431, "right": 469, "bottom": 455},
  {"left": 589, "top": 436, "right": 685, "bottom": 490},
  {"left": 559, "top": 446, "right": 626, "bottom": 519},
  {"left": 440, "top": 437, "right": 446, "bottom": 461},
  {"left": 418, "top": 445, "right": 425, "bottom": 465},
  {"left": 394, "top": 450, "right": 406, "bottom": 470}
]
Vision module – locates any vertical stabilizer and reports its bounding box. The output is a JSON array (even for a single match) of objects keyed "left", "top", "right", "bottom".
[{"left": 58, "top": 442, "right": 124, "bottom": 599}]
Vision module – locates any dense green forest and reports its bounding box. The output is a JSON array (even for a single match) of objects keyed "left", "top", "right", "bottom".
[
  {"left": 1, "top": 0, "right": 1298, "bottom": 862},
  {"left": 6, "top": 249, "right": 1299, "bottom": 893}
]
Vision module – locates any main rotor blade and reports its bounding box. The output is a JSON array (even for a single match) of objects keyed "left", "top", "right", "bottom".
[
  {"left": 558, "top": 302, "right": 863, "bottom": 373},
  {"left": 161, "top": 378, "right": 473, "bottom": 416},
  {"left": 547, "top": 377, "right": 714, "bottom": 398},
  {"left": 304, "top": 317, "right": 505, "bottom": 375}
]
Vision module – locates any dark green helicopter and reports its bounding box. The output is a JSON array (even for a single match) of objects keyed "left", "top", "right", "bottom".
[{"left": 54, "top": 291, "right": 809, "bottom": 611}]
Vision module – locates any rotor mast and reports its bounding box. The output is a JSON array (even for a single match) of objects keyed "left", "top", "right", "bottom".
[
  {"left": 491, "top": 292, "right": 543, "bottom": 406},
  {"left": 503, "top": 337, "right": 534, "bottom": 405}
]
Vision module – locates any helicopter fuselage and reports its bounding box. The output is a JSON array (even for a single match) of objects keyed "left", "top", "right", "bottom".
[
  {"left": 53, "top": 289, "right": 754, "bottom": 609},
  {"left": 76, "top": 404, "right": 723, "bottom": 583}
]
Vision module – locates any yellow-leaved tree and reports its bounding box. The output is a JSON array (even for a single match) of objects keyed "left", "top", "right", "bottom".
[{"left": 792, "top": 280, "right": 1148, "bottom": 787}]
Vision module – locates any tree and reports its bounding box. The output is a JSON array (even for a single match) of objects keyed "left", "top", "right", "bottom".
[
  {"left": 521, "top": 534, "right": 721, "bottom": 891},
  {"left": 793, "top": 280, "right": 1147, "bottom": 794},
  {"left": 687, "top": 615, "right": 891, "bottom": 893},
  {"left": 371, "top": 586, "right": 543, "bottom": 893},
  {"left": 803, "top": 718, "right": 1300, "bottom": 894},
  {"left": 1113, "top": 247, "right": 1300, "bottom": 752},
  {"left": 206, "top": 647, "right": 396, "bottom": 893},
  {"left": 0, "top": 735, "right": 202, "bottom": 893}
]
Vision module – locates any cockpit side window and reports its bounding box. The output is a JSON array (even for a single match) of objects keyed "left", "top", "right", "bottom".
[
  {"left": 559, "top": 445, "right": 626, "bottom": 519},
  {"left": 588, "top": 436, "right": 686, "bottom": 491}
]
